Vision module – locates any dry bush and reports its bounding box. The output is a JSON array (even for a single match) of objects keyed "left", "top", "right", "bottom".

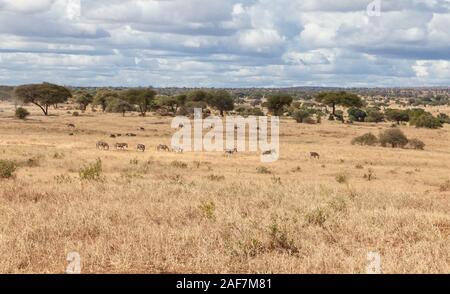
[
  {"left": 0, "top": 159, "right": 16, "bottom": 179},
  {"left": 408, "top": 138, "right": 425, "bottom": 150},
  {"left": 351, "top": 133, "right": 378, "bottom": 146}
]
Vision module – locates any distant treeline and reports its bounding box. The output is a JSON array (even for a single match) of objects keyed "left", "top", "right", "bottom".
[{"left": 0, "top": 86, "right": 14, "bottom": 101}]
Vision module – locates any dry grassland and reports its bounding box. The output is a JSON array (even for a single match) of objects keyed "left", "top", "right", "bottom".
[{"left": 1, "top": 102, "right": 450, "bottom": 273}]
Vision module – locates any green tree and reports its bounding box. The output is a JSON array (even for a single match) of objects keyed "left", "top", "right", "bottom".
[
  {"left": 106, "top": 98, "right": 133, "bottom": 117},
  {"left": 208, "top": 90, "right": 235, "bottom": 116},
  {"left": 93, "top": 89, "right": 119, "bottom": 112},
  {"left": 347, "top": 108, "right": 367, "bottom": 122},
  {"left": 292, "top": 108, "right": 311, "bottom": 123},
  {"left": 176, "top": 94, "right": 187, "bottom": 106},
  {"left": 385, "top": 109, "right": 410, "bottom": 125},
  {"left": 267, "top": 93, "right": 293, "bottom": 116},
  {"left": 315, "top": 91, "right": 363, "bottom": 117},
  {"left": 14, "top": 83, "right": 72, "bottom": 116},
  {"left": 157, "top": 96, "right": 179, "bottom": 113},
  {"left": 75, "top": 92, "right": 93, "bottom": 111},
  {"left": 123, "top": 88, "right": 156, "bottom": 116},
  {"left": 365, "top": 108, "right": 384, "bottom": 123},
  {"left": 410, "top": 113, "right": 442, "bottom": 129},
  {"left": 15, "top": 107, "right": 30, "bottom": 119},
  {"left": 187, "top": 90, "right": 212, "bottom": 102}
]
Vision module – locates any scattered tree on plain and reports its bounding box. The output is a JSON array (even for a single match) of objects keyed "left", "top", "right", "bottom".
[{"left": 14, "top": 83, "right": 72, "bottom": 116}]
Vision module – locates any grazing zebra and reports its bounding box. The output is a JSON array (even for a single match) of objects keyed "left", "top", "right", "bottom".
[
  {"left": 110, "top": 134, "right": 116, "bottom": 138},
  {"left": 125, "top": 133, "right": 137, "bottom": 137},
  {"left": 225, "top": 148, "right": 238, "bottom": 156},
  {"left": 172, "top": 146, "right": 184, "bottom": 153},
  {"left": 115, "top": 143, "right": 128, "bottom": 150},
  {"left": 137, "top": 144, "right": 146, "bottom": 152},
  {"left": 179, "top": 123, "right": 184, "bottom": 129},
  {"left": 157, "top": 144, "right": 170, "bottom": 151},
  {"left": 310, "top": 152, "right": 320, "bottom": 159},
  {"left": 262, "top": 149, "right": 275, "bottom": 155},
  {"left": 96, "top": 141, "right": 109, "bottom": 150}
]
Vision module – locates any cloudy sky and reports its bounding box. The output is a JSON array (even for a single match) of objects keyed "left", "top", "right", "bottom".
[{"left": 0, "top": 0, "right": 449, "bottom": 87}]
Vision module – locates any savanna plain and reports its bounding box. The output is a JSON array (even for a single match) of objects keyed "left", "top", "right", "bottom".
[{"left": 1, "top": 101, "right": 450, "bottom": 274}]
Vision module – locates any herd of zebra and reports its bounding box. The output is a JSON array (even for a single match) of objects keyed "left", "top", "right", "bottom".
[
  {"left": 95, "top": 141, "right": 320, "bottom": 158},
  {"left": 96, "top": 141, "right": 184, "bottom": 153}
]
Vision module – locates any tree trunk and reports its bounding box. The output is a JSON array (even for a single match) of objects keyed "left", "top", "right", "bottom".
[
  {"left": 332, "top": 103, "right": 336, "bottom": 115},
  {"left": 220, "top": 109, "right": 224, "bottom": 116},
  {"left": 33, "top": 102, "right": 48, "bottom": 115}
]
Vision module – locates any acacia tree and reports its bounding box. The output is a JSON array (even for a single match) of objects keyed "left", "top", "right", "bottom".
[
  {"left": 315, "top": 91, "right": 363, "bottom": 118},
  {"left": 75, "top": 92, "right": 94, "bottom": 111},
  {"left": 106, "top": 98, "right": 133, "bottom": 117},
  {"left": 385, "top": 109, "right": 409, "bottom": 125},
  {"left": 267, "top": 93, "right": 293, "bottom": 116},
  {"left": 208, "top": 90, "right": 234, "bottom": 116},
  {"left": 93, "top": 89, "right": 119, "bottom": 112},
  {"left": 14, "top": 83, "right": 72, "bottom": 116},
  {"left": 123, "top": 88, "right": 156, "bottom": 116}
]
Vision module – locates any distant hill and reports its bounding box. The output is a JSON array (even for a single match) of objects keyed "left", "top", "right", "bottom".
[{"left": 0, "top": 86, "right": 14, "bottom": 101}]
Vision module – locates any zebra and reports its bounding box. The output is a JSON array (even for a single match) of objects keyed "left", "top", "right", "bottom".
[
  {"left": 137, "top": 144, "right": 146, "bottom": 152},
  {"left": 172, "top": 146, "right": 184, "bottom": 153},
  {"left": 157, "top": 144, "right": 171, "bottom": 152},
  {"left": 310, "top": 152, "right": 320, "bottom": 159},
  {"left": 225, "top": 148, "right": 238, "bottom": 156},
  {"left": 96, "top": 141, "right": 109, "bottom": 151},
  {"left": 262, "top": 149, "right": 276, "bottom": 156},
  {"left": 125, "top": 133, "right": 137, "bottom": 137},
  {"left": 115, "top": 143, "right": 128, "bottom": 150}
]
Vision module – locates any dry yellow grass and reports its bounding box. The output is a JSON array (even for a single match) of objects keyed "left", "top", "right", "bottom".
[{"left": 1, "top": 101, "right": 450, "bottom": 273}]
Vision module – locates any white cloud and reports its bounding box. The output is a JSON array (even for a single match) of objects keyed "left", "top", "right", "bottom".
[{"left": 0, "top": 0, "right": 449, "bottom": 86}]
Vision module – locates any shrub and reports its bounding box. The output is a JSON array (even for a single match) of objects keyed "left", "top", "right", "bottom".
[
  {"left": 410, "top": 114, "right": 442, "bottom": 129},
  {"left": 335, "top": 173, "right": 348, "bottom": 184},
  {"left": 347, "top": 108, "right": 367, "bottom": 122},
  {"left": 364, "top": 168, "right": 376, "bottom": 181},
  {"left": 408, "top": 138, "right": 425, "bottom": 150},
  {"left": 256, "top": 166, "right": 271, "bottom": 174},
  {"left": 440, "top": 180, "right": 450, "bottom": 192},
  {"left": 15, "top": 107, "right": 30, "bottom": 119},
  {"left": 365, "top": 108, "right": 384, "bottom": 123},
  {"left": 207, "top": 174, "right": 225, "bottom": 181},
  {"left": 72, "top": 111, "right": 80, "bottom": 117},
  {"left": 379, "top": 129, "right": 408, "bottom": 148},
  {"left": 305, "top": 207, "right": 328, "bottom": 227},
  {"left": 0, "top": 160, "right": 17, "bottom": 179},
  {"left": 198, "top": 201, "right": 216, "bottom": 220},
  {"left": 292, "top": 109, "right": 311, "bottom": 123},
  {"left": 437, "top": 113, "right": 450, "bottom": 124},
  {"left": 171, "top": 161, "right": 188, "bottom": 168},
  {"left": 351, "top": 133, "right": 378, "bottom": 146},
  {"left": 79, "top": 158, "right": 103, "bottom": 181},
  {"left": 268, "top": 219, "right": 298, "bottom": 254}
]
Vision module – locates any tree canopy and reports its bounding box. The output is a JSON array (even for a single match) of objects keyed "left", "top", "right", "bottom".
[
  {"left": 122, "top": 88, "right": 156, "bottom": 116},
  {"left": 315, "top": 91, "right": 363, "bottom": 117},
  {"left": 385, "top": 109, "right": 410, "bottom": 125},
  {"left": 93, "top": 89, "right": 119, "bottom": 112},
  {"left": 267, "top": 93, "right": 293, "bottom": 115},
  {"left": 75, "top": 92, "right": 93, "bottom": 111},
  {"left": 14, "top": 82, "right": 72, "bottom": 116},
  {"left": 207, "top": 90, "right": 235, "bottom": 116}
]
